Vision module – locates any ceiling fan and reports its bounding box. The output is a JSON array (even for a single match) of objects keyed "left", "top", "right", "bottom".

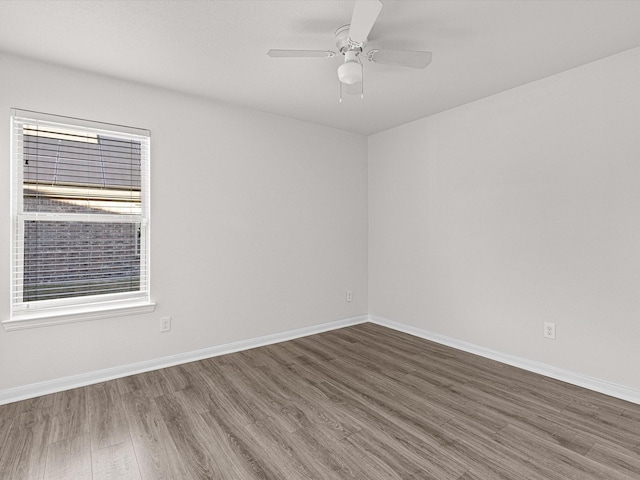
[{"left": 267, "top": 0, "right": 432, "bottom": 101}]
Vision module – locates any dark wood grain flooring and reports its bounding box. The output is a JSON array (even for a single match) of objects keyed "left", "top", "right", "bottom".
[{"left": 1, "top": 322, "right": 639, "bottom": 479}]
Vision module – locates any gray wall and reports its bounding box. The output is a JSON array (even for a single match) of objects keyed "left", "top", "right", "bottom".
[{"left": 369, "top": 47, "right": 640, "bottom": 390}]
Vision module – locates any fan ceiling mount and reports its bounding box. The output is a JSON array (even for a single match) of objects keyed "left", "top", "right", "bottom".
[{"left": 267, "top": 0, "right": 432, "bottom": 101}]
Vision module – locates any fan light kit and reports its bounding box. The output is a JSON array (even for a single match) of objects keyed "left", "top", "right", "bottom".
[
  {"left": 337, "top": 51, "right": 362, "bottom": 85},
  {"left": 267, "top": 0, "right": 432, "bottom": 102}
]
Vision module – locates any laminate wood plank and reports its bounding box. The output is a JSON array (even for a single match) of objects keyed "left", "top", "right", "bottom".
[
  {"left": 586, "top": 442, "right": 640, "bottom": 478},
  {"left": 285, "top": 335, "right": 336, "bottom": 363},
  {"left": 122, "top": 390, "right": 191, "bottom": 480},
  {"left": 224, "top": 353, "right": 363, "bottom": 440},
  {"left": 240, "top": 342, "right": 302, "bottom": 370},
  {"left": 473, "top": 374, "right": 575, "bottom": 415},
  {"left": 92, "top": 440, "right": 141, "bottom": 480},
  {"left": 0, "top": 403, "right": 17, "bottom": 454},
  {"left": 354, "top": 324, "right": 577, "bottom": 410},
  {"left": 444, "top": 369, "right": 636, "bottom": 459},
  {"left": 437, "top": 418, "right": 552, "bottom": 480},
  {"left": 153, "top": 391, "right": 225, "bottom": 479},
  {"left": 456, "top": 363, "right": 572, "bottom": 410},
  {"left": 366, "top": 323, "right": 612, "bottom": 417},
  {"left": 0, "top": 392, "right": 55, "bottom": 480},
  {"left": 355, "top": 323, "right": 462, "bottom": 359},
  {"left": 0, "top": 399, "right": 20, "bottom": 417},
  {"left": 0, "top": 415, "right": 50, "bottom": 480},
  {"left": 300, "top": 334, "right": 413, "bottom": 379},
  {"left": 195, "top": 359, "right": 268, "bottom": 425},
  {"left": 255, "top": 363, "right": 364, "bottom": 440},
  {"left": 448, "top": 380, "right": 566, "bottom": 430},
  {"left": 455, "top": 470, "right": 489, "bottom": 480},
  {"left": 315, "top": 378, "right": 471, "bottom": 476},
  {"left": 17, "top": 405, "right": 54, "bottom": 430},
  {"left": 44, "top": 433, "right": 92, "bottom": 480},
  {"left": 621, "top": 409, "right": 640, "bottom": 454},
  {"left": 404, "top": 376, "right": 512, "bottom": 443},
  {"left": 48, "top": 387, "right": 89, "bottom": 444},
  {"left": 307, "top": 351, "right": 457, "bottom": 429},
  {"left": 554, "top": 402, "right": 640, "bottom": 455},
  {"left": 494, "top": 422, "right": 637, "bottom": 480},
  {"left": 275, "top": 338, "right": 325, "bottom": 366},
  {"left": 446, "top": 381, "right": 607, "bottom": 458},
  {"left": 155, "top": 362, "right": 201, "bottom": 393},
  {"left": 200, "top": 411, "right": 287, "bottom": 479},
  {"left": 336, "top": 325, "right": 440, "bottom": 368},
  {"left": 621, "top": 407, "right": 640, "bottom": 430},
  {"left": 288, "top": 424, "right": 371, "bottom": 479},
  {"left": 571, "top": 385, "right": 640, "bottom": 416},
  {"left": 409, "top": 350, "right": 572, "bottom": 414},
  {"left": 12, "top": 392, "right": 56, "bottom": 416},
  {"left": 87, "top": 380, "right": 129, "bottom": 451},
  {"left": 116, "top": 369, "right": 171, "bottom": 398},
  {"left": 344, "top": 426, "right": 467, "bottom": 479},
  {"left": 496, "top": 408, "right": 596, "bottom": 457},
  {"left": 335, "top": 329, "right": 543, "bottom": 407},
  {"left": 342, "top": 432, "right": 422, "bottom": 479},
  {"left": 490, "top": 394, "right": 638, "bottom": 460},
  {"left": 216, "top": 357, "right": 311, "bottom": 434},
  {"left": 304, "top": 367, "right": 461, "bottom": 449}
]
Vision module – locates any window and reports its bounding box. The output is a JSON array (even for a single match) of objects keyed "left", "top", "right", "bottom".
[{"left": 6, "top": 110, "right": 153, "bottom": 329}]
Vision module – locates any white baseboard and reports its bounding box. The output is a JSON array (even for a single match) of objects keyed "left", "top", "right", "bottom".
[
  {"left": 0, "top": 315, "right": 368, "bottom": 405},
  {"left": 5, "top": 314, "right": 638, "bottom": 407},
  {"left": 369, "top": 315, "right": 640, "bottom": 406}
]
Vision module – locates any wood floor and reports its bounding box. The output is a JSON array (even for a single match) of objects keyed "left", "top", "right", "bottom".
[{"left": 1, "top": 323, "right": 640, "bottom": 479}]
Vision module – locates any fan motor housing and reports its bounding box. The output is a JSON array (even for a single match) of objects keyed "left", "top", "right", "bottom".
[{"left": 335, "top": 25, "right": 364, "bottom": 54}]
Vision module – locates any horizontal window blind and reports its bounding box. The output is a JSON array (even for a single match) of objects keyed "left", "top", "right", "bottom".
[{"left": 10, "top": 112, "right": 150, "bottom": 316}]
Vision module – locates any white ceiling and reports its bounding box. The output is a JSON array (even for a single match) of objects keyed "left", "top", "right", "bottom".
[{"left": 1, "top": 0, "right": 640, "bottom": 135}]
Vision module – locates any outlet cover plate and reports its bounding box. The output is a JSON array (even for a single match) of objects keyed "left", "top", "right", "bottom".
[
  {"left": 544, "top": 321, "right": 556, "bottom": 339},
  {"left": 160, "top": 316, "right": 171, "bottom": 333}
]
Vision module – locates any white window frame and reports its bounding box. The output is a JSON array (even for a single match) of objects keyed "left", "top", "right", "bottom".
[{"left": 4, "top": 110, "right": 155, "bottom": 331}]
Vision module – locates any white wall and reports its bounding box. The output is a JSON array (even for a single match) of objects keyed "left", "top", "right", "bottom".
[
  {"left": 369, "top": 47, "right": 640, "bottom": 390},
  {"left": 0, "top": 53, "right": 368, "bottom": 391}
]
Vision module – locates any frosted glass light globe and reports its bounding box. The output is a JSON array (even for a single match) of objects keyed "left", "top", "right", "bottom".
[{"left": 337, "top": 61, "right": 362, "bottom": 84}]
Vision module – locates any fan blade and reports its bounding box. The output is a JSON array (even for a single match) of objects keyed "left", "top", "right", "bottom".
[
  {"left": 348, "top": 0, "right": 383, "bottom": 44},
  {"left": 367, "top": 49, "right": 432, "bottom": 69},
  {"left": 267, "top": 49, "right": 335, "bottom": 58}
]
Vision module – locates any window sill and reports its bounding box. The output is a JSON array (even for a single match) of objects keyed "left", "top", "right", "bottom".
[{"left": 3, "top": 301, "right": 156, "bottom": 331}]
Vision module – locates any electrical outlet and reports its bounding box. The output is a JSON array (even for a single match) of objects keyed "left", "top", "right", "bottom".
[
  {"left": 160, "top": 316, "right": 171, "bottom": 333},
  {"left": 346, "top": 290, "right": 353, "bottom": 302},
  {"left": 544, "top": 321, "right": 556, "bottom": 339}
]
